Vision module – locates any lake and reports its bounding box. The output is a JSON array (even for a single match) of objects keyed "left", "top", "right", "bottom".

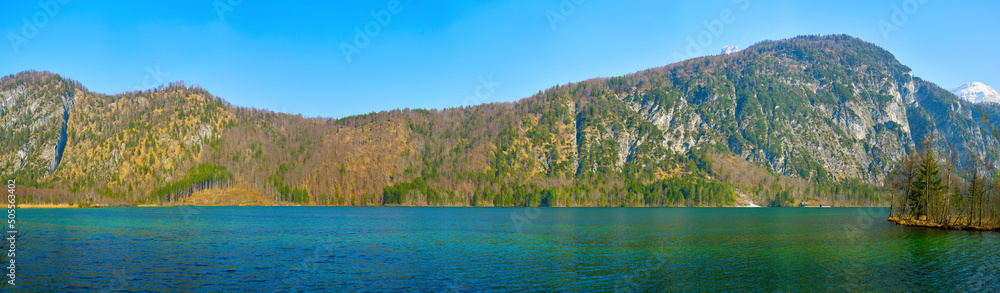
[{"left": 15, "top": 207, "right": 1000, "bottom": 291}]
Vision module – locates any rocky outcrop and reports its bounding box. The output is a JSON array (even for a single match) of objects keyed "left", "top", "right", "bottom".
[
  {"left": 0, "top": 74, "right": 77, "bottom": 180},
  {"left": 596, "top": 35, "right": 998, "bottom": 185}
]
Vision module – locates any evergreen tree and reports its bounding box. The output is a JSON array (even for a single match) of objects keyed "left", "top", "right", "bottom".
[{"left": 910, "top": 149, "right": 944, "bottom": 218}]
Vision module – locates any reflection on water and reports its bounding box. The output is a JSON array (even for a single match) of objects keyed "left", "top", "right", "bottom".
[{"left": 18, "top": 207, "right": 1000, "bottom": 291}]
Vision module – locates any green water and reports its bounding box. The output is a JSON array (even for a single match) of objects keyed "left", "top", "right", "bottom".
[{"left": 15, "top": 207, "right": 1000, "bottom": 291}]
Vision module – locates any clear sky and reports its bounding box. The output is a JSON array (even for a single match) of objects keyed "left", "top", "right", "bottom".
[{"left": 2, "top": 0, "right": 998, "bottom": 118}]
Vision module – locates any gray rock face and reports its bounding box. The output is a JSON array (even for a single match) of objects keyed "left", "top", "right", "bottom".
[
  {"left": 588, "top": 36, "right": 1000, "bottom": 185},
  {"left": 0, "top": 74, "right": 76, "bottom": 180}
]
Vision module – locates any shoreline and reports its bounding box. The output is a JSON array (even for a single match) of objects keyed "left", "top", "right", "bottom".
[
  {"left": 17, "top": 203, "right": 175, "bottom": 209},
  {"left": 16, "top": 203, "right": 890, "bottom": 209},
  {"left": 887, "top": 217, "right": 999, "bottom": 232},
  {"left": 18, "top": 204, "right": 79, "bottom": 209},
  {"left": 15, "top": 203, "right": 296, "bottom": 209}
]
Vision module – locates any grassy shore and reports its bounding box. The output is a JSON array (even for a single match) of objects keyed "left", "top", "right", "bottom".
[
  {"left": 887, "top": 217, "right": 1000, "bottom": 231},
  {"left": 18, "top": 203, "right": 79, "bottom": 209}
]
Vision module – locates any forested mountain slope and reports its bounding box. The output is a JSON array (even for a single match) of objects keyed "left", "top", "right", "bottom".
[{"left": 3, "top": 35, "right": 996, "bottom": 207}]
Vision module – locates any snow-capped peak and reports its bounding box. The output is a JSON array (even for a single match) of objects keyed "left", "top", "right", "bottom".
[
  {"left": 949, "top": 82, "right": 1000, "bottom": 104},
  {"left": 721, "top": 45, "right": 738, "bottom": 55}
]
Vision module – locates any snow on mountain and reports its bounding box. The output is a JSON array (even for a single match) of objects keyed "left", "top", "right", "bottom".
[
  {"left": 949, "top": 82, "right": 1000, "bottom": 104},
  {"left": 721, "top": 45, "right": 738, "bottom": 55}
]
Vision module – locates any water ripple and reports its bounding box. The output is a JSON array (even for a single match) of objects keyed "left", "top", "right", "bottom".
[{"left": 15, "top": 207, "right": 1000, "bottom": 291}]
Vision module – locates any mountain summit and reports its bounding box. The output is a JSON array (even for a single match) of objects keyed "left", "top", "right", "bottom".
[
  {"left": 949, "top": 82, "right": 1000, "bottom": 104},
  {"left": 721, "top": 45, "right": 738, "bottom": 54}
]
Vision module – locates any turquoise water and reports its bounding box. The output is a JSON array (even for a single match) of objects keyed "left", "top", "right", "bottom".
[{"left": 13, "top": 207, "right": 1000, "bottom": 291}]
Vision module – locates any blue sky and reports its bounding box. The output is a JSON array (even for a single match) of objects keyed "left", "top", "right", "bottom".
[{"left": 2, "top": 0, "right": 998, "bottom": 118}]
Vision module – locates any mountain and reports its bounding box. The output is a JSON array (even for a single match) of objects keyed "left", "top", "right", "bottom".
[
  {"left": 721, "top": 45, "right": 739, "bottom": 54},
  {"left": 949, "top": 82, "right": 1000, "bottom": 104},
  {"left": 3, "top": 34, "right": 998, "bottom": 207}
]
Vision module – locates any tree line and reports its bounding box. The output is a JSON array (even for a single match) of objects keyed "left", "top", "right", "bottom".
[{"left": 886, "top": 112, "right": 1000, "bottom": 230}]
